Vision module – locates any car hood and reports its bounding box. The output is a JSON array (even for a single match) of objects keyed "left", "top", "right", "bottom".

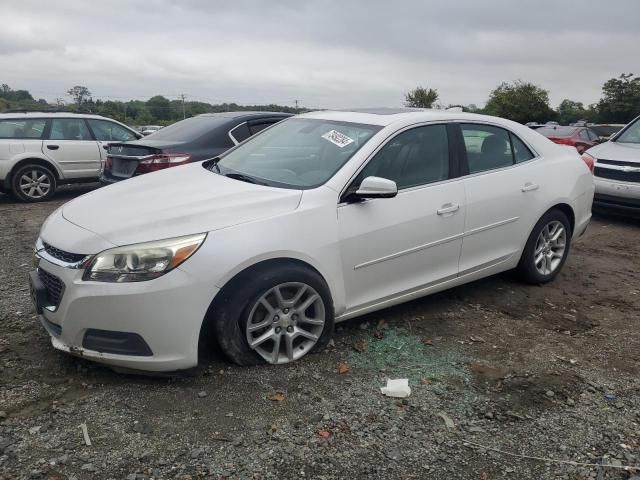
[
  {"left": 61, "top": 163, "right": 303, "bottom": 248},
  {"left": 588, "top": 141, "right": 640, "bottom": 163}
]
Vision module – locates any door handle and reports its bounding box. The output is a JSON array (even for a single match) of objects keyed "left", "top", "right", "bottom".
[
  {"left": 521, "top": 182, "right": 539, "bottom": 192},
  {"left": 46, "top": 145, "right": 59, "bottom": 150},
  {"left": 437, "top": 203, "right": 460, "bottom": 215}
]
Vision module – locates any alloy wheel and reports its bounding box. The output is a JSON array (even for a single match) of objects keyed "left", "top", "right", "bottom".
[
  {"left": 19, "top": 169, "right": 52, "bottom": 200},
  {"left": 534, "top": 220, "right": 567, "bottom": 275},
  {"left": 245, "top": 282, "right": 325, "bottom": 364}
]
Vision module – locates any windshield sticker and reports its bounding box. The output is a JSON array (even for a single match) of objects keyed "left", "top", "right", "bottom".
[{"left": 322, "top": 130, "right": 355, "bottom": 148}]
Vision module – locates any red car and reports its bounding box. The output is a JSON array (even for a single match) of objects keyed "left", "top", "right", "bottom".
[{"left": 536, "top": 126, "right": 601, "bottom": 153}]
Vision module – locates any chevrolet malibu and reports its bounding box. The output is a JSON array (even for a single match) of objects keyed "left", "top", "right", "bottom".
[{"left": 31, "top": 109, "right": 594, "bottom": 372}]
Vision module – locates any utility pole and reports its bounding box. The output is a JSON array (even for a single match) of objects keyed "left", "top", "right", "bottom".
[
  {"left": 180, "top": 94, "right": 186, "bottom": 119},
  {"left": 294, "top": 99, "right": 299, "bottom": 110}
]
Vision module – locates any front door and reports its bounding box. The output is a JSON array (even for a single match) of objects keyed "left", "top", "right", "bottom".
[
  {"left": 43, "top": 118, "right": 101, "bottom": 178},
  {"left": 338, "top": 124, "right": 465, "bottom": 310}
]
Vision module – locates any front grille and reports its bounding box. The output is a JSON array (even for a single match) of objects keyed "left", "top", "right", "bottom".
[
  {"left": 38, "top": 269, "right": 65, "bottom": 308},
  {"left": 597, "top": 159, "right": 640, "bottom": 167},
  {"left": 43, "top": 242, "right": 86, "bottom": 264},
  {"left": 594, "top": 166, "right": 640, "bottom": 183}
]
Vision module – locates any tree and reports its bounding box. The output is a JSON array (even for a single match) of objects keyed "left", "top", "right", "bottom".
[
  {"left": 597, "top": 73, "right": 640, "bottom": 124},
  {"left": 146, "top": 95, "right": 172, "bottom": 120},
  {"left": 484, "top": 80, "right": 553, "bottom": 124},
  {"left": 556, "top": 99, "right": 591, "bottom": 125},
  {"left": 67, "top": 85, "right": 91, "bottom": 105},
  {"left": 404, "top": 86, "right": 439, "bottom": 108}
]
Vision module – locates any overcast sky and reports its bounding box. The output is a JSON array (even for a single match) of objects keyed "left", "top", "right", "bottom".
[{"left": 1, "top": 0, "right": 638, "bottom": 109}]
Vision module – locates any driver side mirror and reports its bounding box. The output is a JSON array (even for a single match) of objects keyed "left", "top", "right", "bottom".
[{"left": 346, "top": 176, "right": 398, "bottom": 202}]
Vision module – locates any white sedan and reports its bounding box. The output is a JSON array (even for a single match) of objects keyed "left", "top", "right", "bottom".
[{"left": 31, "top": 109, "right": 594, "bottom": 371}]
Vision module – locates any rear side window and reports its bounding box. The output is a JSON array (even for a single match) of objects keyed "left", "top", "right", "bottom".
[
  {"left": 355, "top": 124, "right": 449, "bottom": 190},
  {"left": 229, "top": 123, "right": 250, "bottom": 143},
  {"left": 461, "top": 124, "right": 534, "bottom": 172},
  {"left": 0, "top": 119, "right": 46, "bottom": 139},
  {"left": 510, "top": 133, "right": 535, "bottom": 163},
  {"left": 578, "top": 129, "right": 590, "bottom": 141},
  {"left": 88, "top": 119, "right": 136, "bottom": 142},
  {"left": 49, "top": 119, "right": 93, "bottom": 140},
  {"left": 249, "top": 121, "right": 277, "bottom": 135}
]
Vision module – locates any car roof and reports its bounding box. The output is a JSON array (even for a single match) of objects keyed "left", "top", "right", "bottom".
[
  {"left": 197, "top": 111, "right": 293, "bottom": 120},
  {"left": 299, "top": 109, "right": 519, "bottom": 127},
  {"left": 0, "top": 111, "right": 112, "bottom": 120}
]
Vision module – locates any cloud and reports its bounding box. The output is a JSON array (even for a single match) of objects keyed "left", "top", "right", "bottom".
[{"left": 1, "top": 0, "right": 638, "bottom": 108}]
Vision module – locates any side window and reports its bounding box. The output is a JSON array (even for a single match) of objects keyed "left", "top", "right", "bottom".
[
  {"left": 510, "top": 133, "right": 535, "bottom": 163},
  {"left": 87, "top": 119, "right": 136, "bottom": 142},
  {"left": 461, "top": 124, "right": 513, "bottom": 173},
  {"left": 355, "top": 124, "right": 449, "bottom": 190},
  {"left": 248, "top": 121, "right": 276, "bottom": 135},
  {"left": 0, "top": 119, "right": 46, "bottom": 139},
  {"left": 587, "top": 129, "right": 599, "bottom": 141},
  {"left": 578, "top": 129, "right": 590, "bottom": 141},
  {"left": 229, "top": 123, "right": 250, "bottom": 143},
  {"left": 49, "top": 119, "right": 93, "bottom": 141}
]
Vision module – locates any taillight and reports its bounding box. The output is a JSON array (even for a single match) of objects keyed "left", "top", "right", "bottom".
[
  {"left": 581, "top": 152, "right": 595, "bottom": 173},
  {"left": 551, "top": 137, "right": 574, "bottom": 146},
  {"left": 136, "top": 153, "right": 192, "bottom": 174}
]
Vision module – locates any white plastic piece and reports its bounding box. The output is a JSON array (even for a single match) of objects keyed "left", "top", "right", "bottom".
[{"left": 380, "top": 378, "right": 411, "bottom": 398}]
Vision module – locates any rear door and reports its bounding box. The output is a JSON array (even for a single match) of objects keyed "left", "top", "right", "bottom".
[
  {"left": 86, "top": 119, "right": 139, "bottom": 167},
  {"left": 456, "top": 123, "right": 541, "bottom": 274},
  {"left": 42, "top": 118, "right": 101, "bottom": 178}
]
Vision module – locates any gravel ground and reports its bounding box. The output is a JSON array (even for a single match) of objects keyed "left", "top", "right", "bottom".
[{"left": 1, "top": 186, "right": 639, "bottom": 480}]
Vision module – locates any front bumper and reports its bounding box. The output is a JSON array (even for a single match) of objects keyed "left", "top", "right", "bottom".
[
  {"left": 593, "top": 177, "right": 640, "bottom": 213},
  {"left": 33, "top": 256, "right": 218, "bottom": 372}
]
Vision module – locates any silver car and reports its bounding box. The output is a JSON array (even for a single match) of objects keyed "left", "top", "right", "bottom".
[
  {"left": 585, "top": 115, "right": 640, "bottom": 214},
  {"left": 0, "top": 112, "right": 141, "bottom": 202}
]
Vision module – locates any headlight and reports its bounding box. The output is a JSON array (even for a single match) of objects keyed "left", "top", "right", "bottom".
[{"left": 83, "top": 233, "right": 206, "bottom": 283}]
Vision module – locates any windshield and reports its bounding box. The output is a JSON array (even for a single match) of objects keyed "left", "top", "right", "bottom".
[
  {"left": 615, "top": 118, "right": 640, "bottom": 144},
  {"left": 214, "top": 118, "right": 381, "bottom": 188}
]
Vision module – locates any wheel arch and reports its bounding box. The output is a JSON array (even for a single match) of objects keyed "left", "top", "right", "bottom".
[
  {"left": 198, "top": 256, "right": 334, "bottom": 352},
  {"left": 7, "top": 157, "right": 62, "bottom": 184}
]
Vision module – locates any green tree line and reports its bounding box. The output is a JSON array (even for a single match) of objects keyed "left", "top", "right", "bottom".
[
  {"left": 405, "top": 73, "right": 640, "bottom": 125},
  {"left": 0, "top": 84, "right": 305, "bottom": 126}
]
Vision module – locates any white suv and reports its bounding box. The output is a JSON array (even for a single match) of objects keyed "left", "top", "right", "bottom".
[{"left": 0, "top": 112, "right": 141, "bottom": 201}]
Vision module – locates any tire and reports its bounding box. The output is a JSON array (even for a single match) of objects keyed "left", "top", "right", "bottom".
[
  {"left": 11, "top": 164, "right": 57, "bottom": 202},
  {"left": 516, "top": 209, "right": 572, "bottom": 284},
  {"left": 212, "top": 262, "right": 335, "bottom": 366}
]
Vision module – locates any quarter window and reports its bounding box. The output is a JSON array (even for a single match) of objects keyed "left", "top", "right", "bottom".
[
  {"left": 0, "top": 119, "right": 46, "bottom": 139},
  {"left": 87, "top": 119, "right": 136, "bottom": 141},
  {"left": 510, "top": 133, "right": 535, "bottom": 163},
  {"left": 49, "top": 119, "right": 93, "bottom": 141},
  {"left": 355, "top": 124, "right": 449, "bottom": 190}
]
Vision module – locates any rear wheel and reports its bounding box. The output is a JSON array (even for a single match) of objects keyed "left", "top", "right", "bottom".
[
  {"left": 11, "top": 164, "right": 57, "bottom": 202},
  {"left": 213, "top": 263, "right": 334, "bottom": 366},
  {"left": 517, "top": 209, "right": 571, "bottom": 284}
]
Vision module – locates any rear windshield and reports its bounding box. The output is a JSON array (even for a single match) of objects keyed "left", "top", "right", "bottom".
[
  {"left": 145, "top": 116, "right": 229, "bottom": 142},
  {"left": 536, "top": 126, "right": 577, "bottom": 137}
]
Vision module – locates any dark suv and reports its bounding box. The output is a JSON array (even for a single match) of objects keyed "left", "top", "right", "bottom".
[{"left": 101, "top": 111, "right": 292, "bottom": 184}]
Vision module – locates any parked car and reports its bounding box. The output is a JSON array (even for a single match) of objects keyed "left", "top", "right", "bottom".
[
  {"left": 585, "top": 115, "right": 640, "bottom": 213},
  {"left": 31, "top": 109, "right": 593, "bottom": 372},
  {"left": 589, "top": 124, "right": 625, "bottom": 142},
  {"left": 101, "top": 111, "right": 292, "bottom": 184},
  {"left": 140, "top": 125, "right": 163, "bottom": 136},
  {"left": 0, "top": 112, "right": 141, "bottom": 201},
  {"left": 535, "top": 125, "right": 601, "bottom": 153}
]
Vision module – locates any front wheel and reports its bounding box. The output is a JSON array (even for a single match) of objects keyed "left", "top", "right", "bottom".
[
  {"left": 213, "top": 263, "right": 334, "bottom": 366},
  {"left": 516, "top": 209, "right": 571, "bottom": 284}
]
